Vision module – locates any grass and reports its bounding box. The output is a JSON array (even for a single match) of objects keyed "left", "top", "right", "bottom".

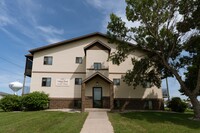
[
  {"left": 108, "top": 111, "right": 200, "bottom": 133},
  {"left": 0, "top": 111, "right": 87, "bottom": 133}
]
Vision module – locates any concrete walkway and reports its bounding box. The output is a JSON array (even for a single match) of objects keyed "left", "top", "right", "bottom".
[{"left": 80, "top": 112, "right": 114, "bottom": 133}]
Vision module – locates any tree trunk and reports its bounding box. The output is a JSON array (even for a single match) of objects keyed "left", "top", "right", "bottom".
[
  {"left": 189, "top": 95, "right": 200, "bottom": 119},
  {"left": 162, "top": 59, "right": 200, "bottom": 119}
]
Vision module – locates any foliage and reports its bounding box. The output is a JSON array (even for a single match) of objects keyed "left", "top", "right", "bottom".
[
  {"left": 178, "top": 0, "right": 200, "bottom": 96},
  {"left": 0, "top": 111, "right": 88, "bottom": 133},
  {"left": 177, "top": 0, "right": 200, "bottom": 32},
  {"left": 107, "top": 0, "right": 200, "bottom": 118},
  {"left": 21, "top": 92, "right": 49, "bottom": 111},
  {"left": 0, "top": 95, "right": 22, "bottom": 112},
  {"left": 168, "top": 97, "right": 187, "bottom": 113}
]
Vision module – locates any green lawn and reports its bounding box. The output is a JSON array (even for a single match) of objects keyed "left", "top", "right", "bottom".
[
  {"left": 0, "top": 111, "right": 87, "bottom": 133},
  {"left": 108, "top": 111, "right": 200, "bottom": 133}
]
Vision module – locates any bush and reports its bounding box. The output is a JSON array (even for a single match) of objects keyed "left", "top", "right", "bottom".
[
  {"left": 0, "top": 95, "right": 22, "bottom": 112},
  {"left": 21, "top": 92, "right": 49, "bottom": 111},
  {"left": 168, "top": 97, "right": 187, "bottom": 113}
]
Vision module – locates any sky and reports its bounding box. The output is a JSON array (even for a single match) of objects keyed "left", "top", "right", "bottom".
[{"left": 0, "top": 0, "right": 186, "bottom": 99}]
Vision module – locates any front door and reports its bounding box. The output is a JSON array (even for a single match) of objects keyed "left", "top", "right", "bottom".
[{"left": 93, "top": 87, "right": 102, "bottom": 108}]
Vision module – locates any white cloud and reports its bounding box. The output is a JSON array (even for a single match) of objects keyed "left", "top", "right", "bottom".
[
  {"left": 0, "top": 0, "right": 64, "bottom": 47},
  {"left": 85, "top": 0, "right": 103, "bottom": 8},
  {"left": 46, "top": 38, "right": 63, "bottom": 44},
  {"left": 37, "top": 25, "right": 64, "bottom": 35},
  {"left": 84, "top": 0, "right": 136, "bottom": 31},
  {"left": 0, "top": 0, "right": 16, "bottom": 26}
]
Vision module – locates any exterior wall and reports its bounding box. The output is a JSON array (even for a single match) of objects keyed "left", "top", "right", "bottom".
[
  {"left": 49, "top": 98, "right": 81, "bottom": 109},
  {"left": 0, "top": 95, "right": 3, "bottom": 99},
  {"left": 86, "top": 50, "right": 109, "bottom": 77},
  {"left": 114, "top": 98, "right": 164, "bottom": 110},
  {"left": 109, "top": 74, "right": 163, "bottom": 99},
  {"left": 30, "top": 73, "right": 84, "bottom": 98},
  {"left": 32, "top": 36, "right": 107, "bottom": 73},
  {"left": 30, "top": 34, "right": 163, "bottom": 109}
]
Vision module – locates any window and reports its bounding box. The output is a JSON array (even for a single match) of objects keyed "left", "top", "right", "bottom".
[
  {"left": 44, "top": 56, "right": 53, "bottom": 65},
  {"left": 75, "top": 78, "right": 82, "bottom": 85},
  {"left": 112, "top": 60, "right": 118, "bottom": 65},
  {"left": 42, "top": 77, "right": 51, "bottom": 87},
  {"left": 76, "top": 57, "right": 82, "bottom": 64},
  {"left": 94, "top": 63, "right": 101, "bottom": 70},
  {"left": 113, "top": 79, "right": 120, "bottom": 85},
  {"left": 143, "top": 81, "right": 151, "bottom": 88}
]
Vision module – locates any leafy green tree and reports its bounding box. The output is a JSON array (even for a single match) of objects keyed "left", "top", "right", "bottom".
[
  {"left": 107, "top": 0, "right": 200, "bottom": 119},
  {"left": 178, "top": 0, "right": 200, "bottom": 117}
]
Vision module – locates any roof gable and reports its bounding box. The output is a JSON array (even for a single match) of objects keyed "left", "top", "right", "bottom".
[
  {"left": 84, "top": 40, "right": 111, "bottom": 54},
  {"left": 83, "top": 72, "right": 113, "bottom": 84}
]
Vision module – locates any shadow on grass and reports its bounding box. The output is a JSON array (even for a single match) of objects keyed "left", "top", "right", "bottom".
[{"left": 118, "top": 111, "right": 200, "bottom": 129}]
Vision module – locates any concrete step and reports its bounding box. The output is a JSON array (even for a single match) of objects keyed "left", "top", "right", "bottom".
[{"left": 85, "top": 108, "right": 111, "bottom": 112}]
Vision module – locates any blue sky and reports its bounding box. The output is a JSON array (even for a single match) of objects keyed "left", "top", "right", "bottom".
[{"left": 0, "top": 0, "right": 184, "bottom": 99}]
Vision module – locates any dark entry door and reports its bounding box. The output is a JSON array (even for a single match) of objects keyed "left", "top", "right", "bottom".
[{"left": 93, "top": 87, "right": 102, "bottom": 108}]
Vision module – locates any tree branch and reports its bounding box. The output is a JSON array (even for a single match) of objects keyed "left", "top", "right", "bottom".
[
  {"left": 161, "top": 57, "right": 191, "bottom": 96},
  {"left": 194, "top": 67, "right": 200, "bottom": 95}
]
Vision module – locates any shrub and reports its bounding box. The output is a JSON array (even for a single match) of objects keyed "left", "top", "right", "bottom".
[
  {"left": 168, "top": 97, "right": 187, "bottom": 113},
  {"left": 21, "top": 92, "right": 49, "bottom": 111},
  {"left": 0, "top": 95, "right": 22, "bottom": 112}
]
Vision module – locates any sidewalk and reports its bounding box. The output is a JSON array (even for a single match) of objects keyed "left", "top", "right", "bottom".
[{"left": 80, "top": 112, "right": 114, "bottom": 133}]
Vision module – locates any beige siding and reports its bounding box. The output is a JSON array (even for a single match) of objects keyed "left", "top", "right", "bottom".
[
  {"left": 86, "top": 50, "right": 109, "bottom": 77},
  {"left": 32, "top": 36, "right": 107, "bottom": 73},
  {"left": 109, "top": 74, "right": 163, "bottom": 99},
  {"left": 30, "top": 73, "right": 84, "bottom": 98},
  {"left": 85, "top": 76, "right": 110, "bottom": 97},
  {"left": 30, "top": 35, "right": 163, "bottom": 99}
]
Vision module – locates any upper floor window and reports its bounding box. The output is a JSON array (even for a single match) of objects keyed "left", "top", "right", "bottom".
[
  {"left": 112, "top": 60, "right": 118, "bottom": 65},
  {"left": 146, "top": 81, "right": 151, "bottom": 88},
  {"left": 94, "top": 63, "right": 101, "bottom": 70},
  {"left": 75, "top": 78, "right": 82, "bottom": 85},
  {"left": 42, "top": 77, "right": 51, "bottom": 87},
  {"left": 113, "top": 79, "right": 120, "bottom": 86},
  {"left": 76, "top": 57, "right": 82, "bottom": 64},
  {"left": 44, "top": 56, "right": 53, "bottom": 65}
]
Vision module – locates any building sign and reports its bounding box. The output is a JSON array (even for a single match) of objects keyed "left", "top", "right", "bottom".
[
  {"left": 56, "top": 78, "right": 70, "bottom": 87},
  {"left": 162, "top": 89, "right": 168, "bottom": 98}
]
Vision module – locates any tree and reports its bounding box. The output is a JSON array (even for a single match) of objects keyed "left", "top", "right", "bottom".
[
  {"left": 178, "top": 0, "right": 200, "bottom": 115},
  {"left": 107, "top": 0, "right": 200, "bottom": 119}
]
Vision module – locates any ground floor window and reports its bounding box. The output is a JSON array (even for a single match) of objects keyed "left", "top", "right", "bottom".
[
  {"left": 42, "top": 77, "right": 51, "bottom": 87},
  {"left": 75, "top": 78, "right": 82, "bottom": 85},
  {"left": 113, "top": 79, "right": 120, "bottom": 85}
]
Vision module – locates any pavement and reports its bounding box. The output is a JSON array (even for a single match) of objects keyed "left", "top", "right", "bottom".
[
  {"left": 80, "top": 112, "right": 114, "bottom": 133},
  {"left": 45, "top": 108, "right": 80, "bottom": 113}
]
